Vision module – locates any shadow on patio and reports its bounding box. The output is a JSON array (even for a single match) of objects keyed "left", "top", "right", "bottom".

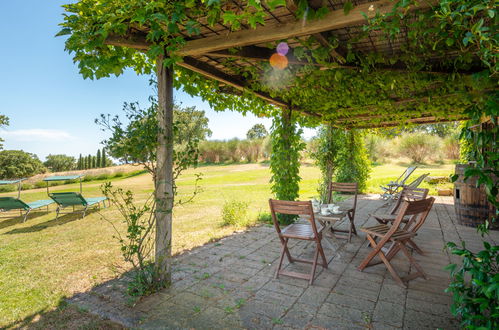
[{"left": 58, "top": 196, "right": 498, "bottom": 329}]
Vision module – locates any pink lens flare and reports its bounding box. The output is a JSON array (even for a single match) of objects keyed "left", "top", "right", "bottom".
[{"left": 276, "top": 42, "right": 289, "bottom": 56}]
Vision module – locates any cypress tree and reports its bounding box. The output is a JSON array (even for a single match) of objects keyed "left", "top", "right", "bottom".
[
  {"left": 77, "top": 154, "right": 83, "bottom": 170},
  {"left": 87, "top": 154, "right": 92, "bottom": 169},
  {"left": 101, "top": 148, "right": 107, "bottom": 167},
  {"left": 96, "top": 149, "right": 101, "bottom": 168},
  {"left": 92, "top": 156, "right": 96, "bottom": 168}
]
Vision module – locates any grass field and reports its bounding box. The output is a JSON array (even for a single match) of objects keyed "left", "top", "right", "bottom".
[{"left": 0, "top": 161, "right": 454, "bottom": 327}]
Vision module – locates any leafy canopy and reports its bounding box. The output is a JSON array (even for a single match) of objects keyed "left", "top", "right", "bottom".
[
  {"left": 246, "top": 124, "right": 268, "bottom": 140},
  {"left": 59, "top": 0, "right": 496, "bottom": 127},
  {"left": 44, "top": 154, "right": 76, "bottom": 172},
  {"left": 0, "top": 150, "right": 46, "bottom": 179}
]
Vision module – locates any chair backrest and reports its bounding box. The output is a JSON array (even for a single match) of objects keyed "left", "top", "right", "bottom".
[
  {"left": 0, "top": 197, "right": 30, "bottom": 210},
  {"left": 406, "top": 173, "right": 430, "bottom": 189},
  {"left": 327, "top": 182, "right": 358, "bottom": 209},
  {"left": 268, "top": 199, "right": 320, "bottom": 237},
  {"left": 399, "top": 166, "right": 417, "bottom": 185},
  {"left": 389, "top": 187, "right": 429, "bottom": 215},
  {"left": 49, "top": 192, "right": 88, "bottom": 206},
  {"left": 394, "top": 197, "right": 435, "bottom": 233},
  {"left": 383, "top": 197, "right": 435, "bottom": 244}
]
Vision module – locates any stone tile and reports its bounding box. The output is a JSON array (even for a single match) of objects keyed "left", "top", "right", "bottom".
[
  {"left": 281, "top": 303, "right": 317, "bottom": 328},
  {"left": 405, "top": 298, "right": 452, "bottom": 317},
  {"left": 373, "top": 301, "right": 404, "bottom": 327},
  {"left": 260, "top": 280, "right": 306, "bottom": 297},
  {"left": 309, "top": 313, "right": 366, "bottom": 329},
  {"left": 404, "top": 308, "right": 459, "bottom": 329},
  {"left": 326, "top": 292, "right": 376, "bottom": 312},
  {"left": 332, "top": 284, "right": 379, "bottom": 302},
  {"left": 297, "top": 285, "right": 331, "bottom": 307},
  {"left": 318, "top": 302, "right": 369, "bottom": 325},
  {"left": 407, "top": 289, "right": 452, "bottom": 305},
  {"left": 372, "top": 321, "right": 401, "bottom": 329},
  {"left": 378, "top": 283, "right": 406, "bottom": 304}
]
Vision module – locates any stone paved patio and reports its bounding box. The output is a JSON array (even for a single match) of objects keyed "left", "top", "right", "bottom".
[{"left": 70, "top": 196, "right": 499, "bottom": 329}]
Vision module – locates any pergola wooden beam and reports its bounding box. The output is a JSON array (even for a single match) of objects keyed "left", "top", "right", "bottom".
[
  {"left": 179, "top": 57, "right": 290, "bottom": 109},
  {"left": 347, "top": 116, "right": 468, "bottom": 129},
  {"left": 177, "top": 0, "right": 434, "bottom": 57}
]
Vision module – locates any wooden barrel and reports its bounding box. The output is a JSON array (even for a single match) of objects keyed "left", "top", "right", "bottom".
[{"left": 453, "top": 164, "right": 497, "bottom": 229}]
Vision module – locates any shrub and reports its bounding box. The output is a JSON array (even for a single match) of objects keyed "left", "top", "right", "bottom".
[
  {"left": 256, "top": 212, "right": 273, "bottom": 224},
  {"left": 398, "top": 133, "right": 441, "bottom": 163},
  {"left": 443, "top": 136, "right": 460, "bottom": 160},
  {"left": 96, "top": 173, "right": 111, "bottom": 180},
  {"left": 221, "top": 200, "right": 249, "bottom": 226},
  {"left": 82, "top": 175, "right": 96, "bottom": 182},
  {"left": 446, "top": 241, "right": 499, "bottom": 328},
  {"left": 113, "top": 172, "right": 125, "bottom": 178},
  {"left": 21, "top": 183, "right": 34, "bottom": 190},
  {"left": 364, "top": 134, "right": 393, "bottom": 164},
  {"left": 0, "top": 185, "right": 16, "bottom": 193},
  {"left": 34, "top": 181, "right": 46, "bottom": 189}
]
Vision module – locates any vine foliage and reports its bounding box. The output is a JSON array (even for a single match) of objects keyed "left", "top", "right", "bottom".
[{"left": 270, "top": 110, "right": 305, "bottom": 224}]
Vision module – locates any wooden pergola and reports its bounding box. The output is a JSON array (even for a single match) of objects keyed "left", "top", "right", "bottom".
[
  {"left": 105, "top": 0, "right": 479, "bottom": 128},
  {"left": 85, "top": 0, "right": 489, "bottom": 282}
]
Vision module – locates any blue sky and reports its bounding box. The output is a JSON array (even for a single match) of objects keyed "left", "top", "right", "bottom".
[{"left": 0, "top": 1, "right": 314, "bottom": 161}]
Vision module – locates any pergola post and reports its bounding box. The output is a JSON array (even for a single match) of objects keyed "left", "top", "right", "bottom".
[{"left": 154, "top": 55, "right": 174, "bottom": 284}]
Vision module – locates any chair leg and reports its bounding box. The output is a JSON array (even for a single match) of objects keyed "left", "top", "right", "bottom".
[
  {"left": 23, "top": 209, "right": 31, "bottom": 223},
  {"left": 309, "top": 245, "right": 320, "bottom": 285},
  {"left": 407, "top": 239, "right": 424, "bottom": 255},
  {"left": 275, "top": 238, "right": 290, "bottom": 279},
  {"left": 317, "top": 239, "right": 328, "bottom": 269},
  {"left": 398, "top": 242, "right": 427, "bottom": 281},
  {"left": 358, "top": 235, "right": 384, "bottom": 271}
]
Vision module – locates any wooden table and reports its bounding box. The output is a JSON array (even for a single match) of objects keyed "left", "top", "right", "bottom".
[{"left": 302, "top": 210, "right": 348, "bottom": 251}]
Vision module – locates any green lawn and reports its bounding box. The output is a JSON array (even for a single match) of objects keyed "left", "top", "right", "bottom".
[{"left": 0, "top": 162, "right": 454, "bottom": 327}]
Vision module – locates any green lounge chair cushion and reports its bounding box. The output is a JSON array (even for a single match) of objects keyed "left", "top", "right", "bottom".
[
  {"left": 0, "top": 197, "right": 30, "bottom": 210},
  {"left": 27, "top": 199, "right": 54, "bottom": 209},
  {"left": 0, "top": 197, "right": 53, "bottom": 211},
  {"left": 49, "top": 192, "right": 107, "bottom": 207}
]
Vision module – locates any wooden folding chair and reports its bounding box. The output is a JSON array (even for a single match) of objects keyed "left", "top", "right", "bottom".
[
  {"left": 327, "top": 182, "right": 358, "bottom": 242},
  {"left": 373, "top": 187, "right": 429, "bottom": 255},
  {"left": 357, "top": 198, "right": 435, "bottom": 287},
  {"left": 269, "top": 199, "right": 328, "bottom": 285}
]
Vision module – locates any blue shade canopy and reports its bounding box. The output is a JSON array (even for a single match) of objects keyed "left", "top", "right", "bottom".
[
  {"left": 43, "top": 175, "right": 83, "bottom": 181},
  {"left": 0, "top": 179, "right": 26, "bottom": 185}
]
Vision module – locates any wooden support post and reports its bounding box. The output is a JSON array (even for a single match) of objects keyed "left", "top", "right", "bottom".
[{"left": 154, "top": 55, "right": 174, "bottom": 285}]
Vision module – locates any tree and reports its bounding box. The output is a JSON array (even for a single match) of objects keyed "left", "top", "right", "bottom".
[
  {"left": 96, "top": 101, "right": 211, "bottom": 176},
  {"left": 101, "top": 148, "right": 107, "bottom": 167},
  {"left": 87, "top": 154, "right": 92, "bottom": 169},
  {"left": 77, "top": 154, "right": 83, "bottom": 170},
  {"left": 96, "top": 149, "right": 101, "bottom": 168},
  {"left": 0, "top": 150, "right": 46, "bottom": 178},
  {"left": 246, "top": 124, "right": 268, "bottom": 140},
  {"left": 91, "top": 156, "right": 96, "bottom": 168},
  {"left": 44, "top": 154, "right": 76, "bottom": 172},
  {"left": 0, "top": 115, "right": 9, "bottom": 150}
]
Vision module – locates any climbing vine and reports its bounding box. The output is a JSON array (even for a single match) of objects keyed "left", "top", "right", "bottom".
[{"left": 270, "top": 110, "right": 305, "bottom": 224}]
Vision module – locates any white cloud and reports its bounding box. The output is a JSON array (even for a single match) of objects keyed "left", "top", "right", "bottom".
[{"left": 2, "top": 129, "right": 74, "bottom": 141}]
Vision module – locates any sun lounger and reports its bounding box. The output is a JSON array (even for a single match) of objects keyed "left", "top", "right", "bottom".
[
  {"left": 48, "top": 192, "right": 108, "bottom": 219},
  {"left": 0, "top": 197, "right": 54, "bottom": 222}
]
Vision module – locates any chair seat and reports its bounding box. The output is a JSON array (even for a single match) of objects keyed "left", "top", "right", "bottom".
[
  {"left": 361, "top": 224, "right": 415, "bottom": 240},
  {"left": 282, "top": 223, "right": 323, "bottom": 240},
  {"left": 373, "top": 214, "right": 409, "bottom": 223}
]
